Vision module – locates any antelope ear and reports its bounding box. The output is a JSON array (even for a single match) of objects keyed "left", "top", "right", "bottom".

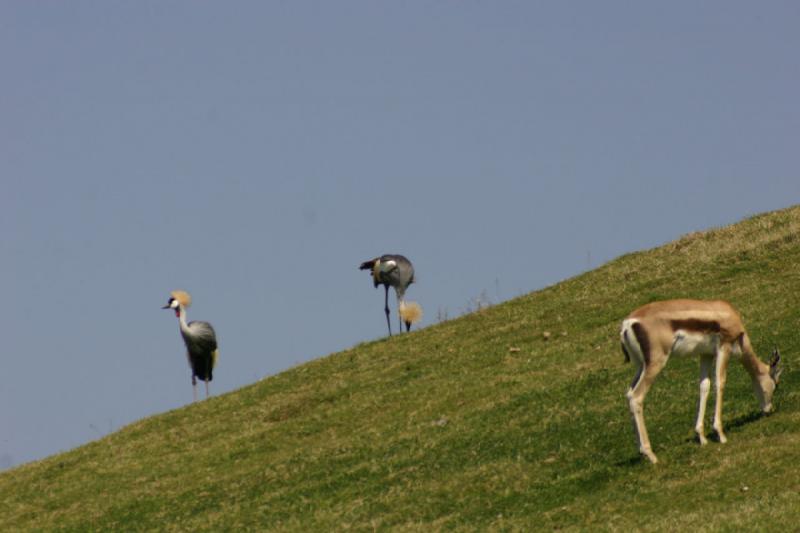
[{"left": 770, "top": 348, "right": 783, "bottom": 384}]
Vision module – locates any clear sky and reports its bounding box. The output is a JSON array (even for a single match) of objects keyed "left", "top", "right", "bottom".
[{"left": 1, "top": 2, "right": 798, "bottom": 469}]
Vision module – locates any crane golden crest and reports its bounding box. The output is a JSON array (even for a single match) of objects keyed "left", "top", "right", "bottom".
[{"left": 170, "top": 290, "right": 192, "bottom": 308}]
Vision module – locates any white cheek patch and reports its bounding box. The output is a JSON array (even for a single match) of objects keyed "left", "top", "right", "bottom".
[
  {"left": 170, "top": 299, "right": 180, "bottom": 309},
  {"left": 671, "top": 331, "right": 719, "bottom": 357}
]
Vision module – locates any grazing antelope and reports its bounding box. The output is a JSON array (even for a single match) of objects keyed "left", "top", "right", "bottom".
[
  {"left": 162, "top": 290, "right": 219, "bottom": 401},
  {"left": 620, "top": 299, "right": 782, "bottom": 464},
  {"left": 359, "top": 254, "right": 422, "bottom": 336}
]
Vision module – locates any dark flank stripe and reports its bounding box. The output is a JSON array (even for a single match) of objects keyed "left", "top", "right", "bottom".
[
  {"left": 670, "top": 319, "right": 721, "bottom": 334},
  {"left": 631, "top": 322, "right": 651, "bottom": 365}
]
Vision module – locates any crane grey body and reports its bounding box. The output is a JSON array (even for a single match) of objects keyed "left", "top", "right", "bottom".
[
  {"left": 163, "top": 291, "right": 219, "bottom": 401},
  {"left": 360, "top": 254, "right": 416, "bottom": 336},
  {"left": 181, "top": 320, "right": 217, "bottom": 391}
]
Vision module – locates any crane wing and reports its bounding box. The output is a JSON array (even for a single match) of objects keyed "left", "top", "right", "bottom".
[{"left": 183, "top": 321, "right": 218, "bottom": 353}]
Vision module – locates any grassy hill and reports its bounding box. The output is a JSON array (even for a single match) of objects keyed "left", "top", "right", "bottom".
[{"left": 3, "top": 206, "right": 800, "bottom": 531}]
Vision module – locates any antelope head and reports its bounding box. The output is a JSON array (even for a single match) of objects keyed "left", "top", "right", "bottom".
[
  {"left": 759, "top": 348, "right": 783, "bottom": 413},
  {"left": 770, "top": 348, "right": 783, "bottom": 386}
]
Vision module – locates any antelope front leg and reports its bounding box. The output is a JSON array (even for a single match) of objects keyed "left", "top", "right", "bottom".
[
  {"left": 713, "top": 347, "right": 731, "bottom": 443},
  {"left": 695, "top": 355, "right": 713, "bottom": 445}
]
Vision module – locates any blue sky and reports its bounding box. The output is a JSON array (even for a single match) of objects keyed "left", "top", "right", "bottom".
[{"left": 1, "top": 2, "right": 798, "bottom": 469}]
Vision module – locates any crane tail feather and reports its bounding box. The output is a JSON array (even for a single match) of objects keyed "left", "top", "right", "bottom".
[{"left": 359, "top": 259, "right": 377, "bottom": 271}]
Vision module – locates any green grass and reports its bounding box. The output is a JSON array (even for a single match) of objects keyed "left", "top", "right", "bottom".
[{"left": 3, "top": 206, "right": 800, "bottom": 531}]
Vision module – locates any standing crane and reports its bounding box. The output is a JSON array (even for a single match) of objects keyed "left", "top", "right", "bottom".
[
  {"left": 162, "top": 290, "right": 218, "bottom": 402},
  {"left": 359, "top": 254, "right": 422, "bottom": 336}
]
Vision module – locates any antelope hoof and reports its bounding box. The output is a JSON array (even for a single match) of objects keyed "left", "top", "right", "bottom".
[
  {"left": 697, "top": 434, "right": 709, "bottom": 446},
  {"left": 717, "top": 432, "right": 727, "bottom": 444},
  {"left": 642, "top": 449, "right": 658, "bottom": 464}
]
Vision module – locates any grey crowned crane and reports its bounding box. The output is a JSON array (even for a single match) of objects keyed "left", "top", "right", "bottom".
[
  {"left": 162, "top": 290, "right": 218, "bottom": 401},
  {"left": 359, "top": 254, "right": 422, "bottom": 336}
]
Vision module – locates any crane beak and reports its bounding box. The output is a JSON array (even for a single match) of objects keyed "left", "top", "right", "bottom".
[{"left": 161, "top": 304, "right": 171, "bottom": 309}]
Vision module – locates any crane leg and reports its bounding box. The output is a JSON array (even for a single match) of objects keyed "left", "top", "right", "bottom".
[
  {"left": 192, "top": 375, "right": 198, "bottom": 403},
  {"left": 384, "top": 285, "right": 392, "bottom": 336},
  {"left": 205, "top": 379, "right": 210, "bottom": 399},
  {"left": 397, "top": 295, "right": 404, "bottom": 333}
]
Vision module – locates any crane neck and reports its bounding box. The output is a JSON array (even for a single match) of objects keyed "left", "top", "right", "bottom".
[{"left": 177, "top": 305, "right": 190, "bottom": 332}]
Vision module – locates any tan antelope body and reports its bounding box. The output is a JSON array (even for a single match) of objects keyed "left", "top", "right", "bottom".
[{"left": 621, "top": 299, "right": 781, "bottom": 463}]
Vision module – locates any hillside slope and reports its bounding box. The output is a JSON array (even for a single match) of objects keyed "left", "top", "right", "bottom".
[{"left": 2, "top": 206, "right": 800, "bottom": 531}]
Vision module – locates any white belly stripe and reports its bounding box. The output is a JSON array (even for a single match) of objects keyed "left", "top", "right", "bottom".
[{"left": 671, "top": 330, "right": 719, "bottom": 357}]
